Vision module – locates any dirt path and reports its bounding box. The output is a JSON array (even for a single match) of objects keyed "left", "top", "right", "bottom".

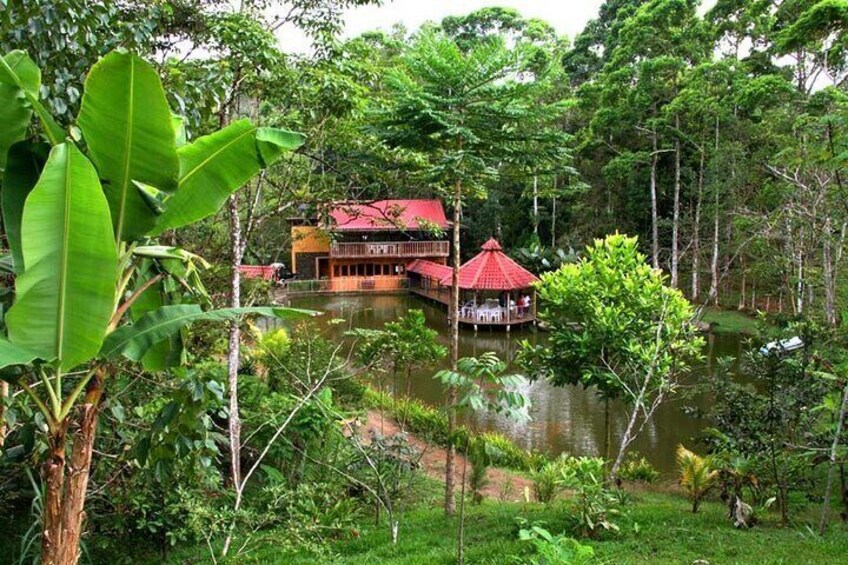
[{"left": 362, "top": 410, "right": 533, "bottom": 502}]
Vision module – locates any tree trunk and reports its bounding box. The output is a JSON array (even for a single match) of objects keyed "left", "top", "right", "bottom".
[
  {"left": 610, "top": 402, "right": 641, "bottom": 483},
  {"left": 551, "top": 175, "right": 557, "bottom": 247},
  {"left": 671, "top": 116, "right": 681, "bottom": 288},
  {"left": 708, "top": 118, "right": 720, "bottom": 305},
  {"left": 444, "top": 181, "right": 461, "bottom": 517},
  {"left": 532, "top": 175, "right": 539, "bottom": 237},
  {"left": 227, "top": 195, "right": 243, "bottom": 490},
  {"left": 650, "top": 131, "right": 660, "bottom": 270},
  {"left": 42, "top": 371, "right": 104, "bottom": 565},
  {"left": 0, "top": 381, "right": 7, "bottom": 446},
  {"left": 823, "top": 218, "right": 837, "bottom": 327},
  {"left": 457, "top": 436, "right": 469, "bottom": 565},
  {"left": 820, "top": 380, "right": 848, "bottom": 534},
  {"left": 42, "top": 425, "right": 67, "bottom": 565},
  {"left": 692, "top": 148, "right": 704, "bottom": 301}
]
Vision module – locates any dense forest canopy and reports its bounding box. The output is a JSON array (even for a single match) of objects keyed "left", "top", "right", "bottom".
[{"left": 3, "top": 1, "right": 848, "bottom": 564}]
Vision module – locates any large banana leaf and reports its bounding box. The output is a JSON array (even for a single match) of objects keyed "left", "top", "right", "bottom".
[
  {"left": 0, "top": 337, "right": 40, "bottom": 373},
  {"left": 130, "top": 268, "right": 183, "bottom": 371},
  {"left": 0, "top": 51, "right": 64, "bottom": 146},
  {"left": 78, "top": 51, "right": 179, "bottom": 241},
  {"left": 100, "top": 304, "right": 317, "bottom": 362},
  {"left": 6, "top": 143, "right": 118, "bottom": 371},
  {"left": 152, "top": 120, "right": 304, "bottom": 234},
  {"left": 1, "top": 142, "right": 48, "bottom": 273}
]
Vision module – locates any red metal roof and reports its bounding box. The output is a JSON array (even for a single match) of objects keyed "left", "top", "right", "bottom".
[
  {"left": 440, "top": 238, "right": 538, "bottom": 291},
  {"left": 407, "top": 259, "right": 453, "bottom": 280},
  {"left": 329, "top": 200, "right": 449, "bottom": 231}
]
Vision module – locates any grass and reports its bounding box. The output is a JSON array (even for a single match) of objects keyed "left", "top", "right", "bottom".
[
  {"left": 164, "top": 484, "right": 848, "bottom": 565},
  {"left": 700, "top": 307, "right": 762, "bottom": 334}
]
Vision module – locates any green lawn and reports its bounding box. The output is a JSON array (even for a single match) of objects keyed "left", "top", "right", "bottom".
[{"left": 165, "top": 489, "right": 848, "bottom": 564}]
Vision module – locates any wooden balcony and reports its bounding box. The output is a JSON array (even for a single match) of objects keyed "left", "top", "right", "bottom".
[{"left": 330, "top": 240, "right": 449, "bottom": 259}]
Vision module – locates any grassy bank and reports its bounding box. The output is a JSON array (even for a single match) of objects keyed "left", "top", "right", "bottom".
[
  {"left": 362, "top": 386, "right": 546, "bottom": 471},
  {"left": 165, "top": 486, "right": 847, "bottom": 564},
  {"left": 700, "top": 307, "right": 762, "bottom": 334}
]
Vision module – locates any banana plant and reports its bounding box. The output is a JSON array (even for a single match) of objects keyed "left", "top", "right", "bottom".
[{"left": 0, "top": 49, "right": 309, "bottom": 565}]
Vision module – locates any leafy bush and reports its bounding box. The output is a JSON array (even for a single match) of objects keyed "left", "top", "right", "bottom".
[
  {"left": 362, "top": 387, "right": 543, "bottom": 472},
  {"left": 617, "top": 453, "right": 660, "bottom": 484},
  {"left": 677, "top": 445, "right": 717, "bottom": 513},
  {"left": 515, "top": 523, "right": 595, "bottom": 564},
  {"left": 556, "top": 457, "right": 621, "bottom": 538},
  {"left": 532, "top": 458, "right": 565, "bottom": 503}
]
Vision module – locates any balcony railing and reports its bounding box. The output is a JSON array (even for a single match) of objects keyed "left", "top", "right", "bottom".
[{"left": 330, "top": 240, "right": 449, "bottom": 259}]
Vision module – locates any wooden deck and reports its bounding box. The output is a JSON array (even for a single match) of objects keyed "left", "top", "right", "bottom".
[
  {"left": 410, "top": 285, "right": 536, "bottom": 329},
  {"left": 330, "top": 240, "right": 449, "bottom": 259}
]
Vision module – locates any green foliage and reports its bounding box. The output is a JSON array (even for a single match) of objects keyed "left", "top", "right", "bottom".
[
  {"left": 556, "top": 456, "right": 621, "bottom": 538},
  {"left": 435, "top": 352, "right": 528, "bottom": 420},
  {"left": 524, "top": 233, "right": 701, "bottom": 396},
  {"left": 532, "top": 457, "right": 567, "bottom": 503},
  {"left": 676, "top": 445, "right": 717, "bottom": 513},
  {"left": 361, "top": 387, "right": 541, "bottom": 472},
  {"left": 616, "top": 453, "right": 660, "bottom": 484},
  {"left": 517, "top": 524, "right": 596, "bottom": 565}
]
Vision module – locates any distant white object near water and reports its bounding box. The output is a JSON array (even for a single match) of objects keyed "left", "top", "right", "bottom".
[{"left": 759, "top": 336, "right": 804, "bottom": 355}]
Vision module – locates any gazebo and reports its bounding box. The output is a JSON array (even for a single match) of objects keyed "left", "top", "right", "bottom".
[{"left": 442, "top": 238, "right": 539, "bottom": 331}]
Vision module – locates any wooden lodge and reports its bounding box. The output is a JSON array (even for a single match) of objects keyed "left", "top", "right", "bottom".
[
  {"left": 282, "top": 200, "right": 538, "bottom": 329},
  {"left": 289, "top": 199, "right": 450, "bottom": 293}
]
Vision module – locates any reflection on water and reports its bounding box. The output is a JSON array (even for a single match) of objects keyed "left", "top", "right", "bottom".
[{"left": 280, "top": 293, "right": 747, "bottom": 474}]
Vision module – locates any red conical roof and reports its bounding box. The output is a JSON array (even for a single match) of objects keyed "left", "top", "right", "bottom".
[{"left": 440, "top": 238, "right": 538, "bottom": 291}]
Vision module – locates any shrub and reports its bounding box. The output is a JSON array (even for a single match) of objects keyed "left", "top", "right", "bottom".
[
  {"left": 515, "top": 523, "right": 595, "bottom": 564},
  {"left": 557, "top": 456, "right": 620, "bottom": 538},
  {"left": 617, "top": 453, "right": 660, "bottom": 484},
  {"left": 362, "top": 387, "right": 545, "bottom": 472},
  {"left": 532, "top": 458, "right": 564, "bottom": 503},
  {"left": 677, "top": 445, "right": 717, "bottom": 513}
]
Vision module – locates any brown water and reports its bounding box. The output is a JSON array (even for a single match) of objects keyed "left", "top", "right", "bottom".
[{"left": 284, "top": 293, "right": 748, "bottom": 474}]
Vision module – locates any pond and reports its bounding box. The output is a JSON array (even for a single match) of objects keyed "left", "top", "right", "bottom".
[{"left": 282, "top": 293, "right": 748, "bottom": 474}]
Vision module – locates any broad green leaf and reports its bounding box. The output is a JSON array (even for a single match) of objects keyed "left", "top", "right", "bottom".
[
  {"left": 171, "top": 114, "right": 187, "bottom": 147},
  {"left": 6, "top": 142, "right": 117, "bottom": 371},
  {"left": 256, "top": 127, "right": 305, "bottom": 166},
  {"left": 0, "top": 51, "right": 64, "bottom": 146},
  {"left": 78, "top": 51, "right": 179, "bottom": 241},
  {"left": 130, "top": 269, "right": 183, "bottom": 371},
  {"left": 1, "top": 142, "right": 48, "bottom": 272},
  {"left": 100, "top": 304, "right": 317, "bottom": 361},
  {"left": 0, "top": 83, "right": 32, "bottom": 175},
  {"left": 0, "top": 337, "right": 40, "bottom": 373},
  {"left": 152, "top": 120, "right": 304, "bottom": 234}
]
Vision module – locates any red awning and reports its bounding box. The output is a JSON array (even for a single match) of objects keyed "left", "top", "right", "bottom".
[
  {"left": 407, "top": 259, "right": 452, "bottom": 280},
  {"left": 329, "top": 199, "right": 449, "bottom": 231},
  {"left": 440, "top": 238, "right": 538, "bottom": 291}
]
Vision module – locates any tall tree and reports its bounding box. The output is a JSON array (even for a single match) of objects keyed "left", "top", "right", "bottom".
[{"left": 379, "top": 27, "right": 570, "bottom": 514}]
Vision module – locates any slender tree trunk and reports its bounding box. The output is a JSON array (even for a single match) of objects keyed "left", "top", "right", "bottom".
[
  {"left": 823, "top": 218, "right": 837, "bottom": 327},
  {"left": 551, "top": 175, "right": 557, "bottom": 247},
  {"left": 227, "top": 195, "right": 243, "bottom": 490},
  {"left": 708, "top": 118, "right": 721, "bottom": 305},
  {"left": 796, "top": 231, "right": 805, "bottom": 315},
  {"left": 820, "top": 380, "right": 848, "bottom": 534},
  {"left": 692, "top": 148, "right": 704, "bottom": 301},
  {"left": 671, "top": 116, "right": 681, "bottom": 288},
  {"left": 610, "top": 402, "right": 641, "bottom": 483},
  {"left": 650, "top": 131, "right": 660, "bottom": 270},
  {"left": 445, "top": 181, "right": 461, "bottom": 517},
  {"left": 532, "top": 175, "right": 539, "bottom": 237},
  {"left": 457, "top": 436, "right": 469, "bottom": 565},
  {"left": 0, "top": 381, "right": 7, "bottom": 446}
]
